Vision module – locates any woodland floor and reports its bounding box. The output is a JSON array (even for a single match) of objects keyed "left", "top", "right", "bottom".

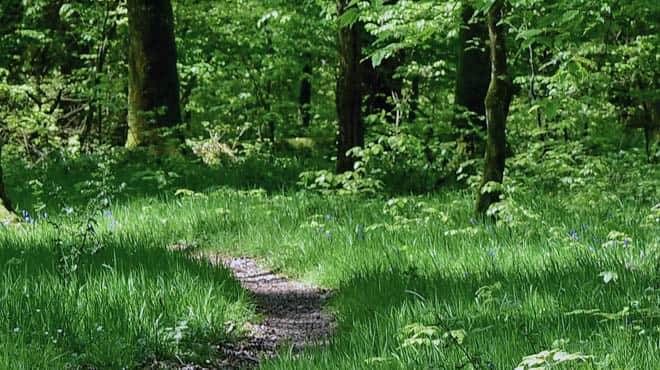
[{"left": 161, "top": 254, "right": 336, "bottom": 369}]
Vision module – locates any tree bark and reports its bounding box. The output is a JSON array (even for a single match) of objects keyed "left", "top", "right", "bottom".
[
  {"left": 300, "top": 61, "right": 312, "bottom": 127},
  {"left": 126, "top": 0, "right": 182, "bottom": 149},
  {"left": 336, "top": 0, "right": 364, "bottom": 173},
  {"left": 475, "top": 0, "right": 511, "bottom": 216},
  {"left": 455, "top": 2, "right": 491, "bottom": 155},
  {"left": 0, "top": 142, "right": 16, "bottom": 223}
]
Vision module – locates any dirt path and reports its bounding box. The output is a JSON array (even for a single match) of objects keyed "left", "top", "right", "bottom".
[{"left": 209, "top": 255, "right": 335, "bottom": 368}]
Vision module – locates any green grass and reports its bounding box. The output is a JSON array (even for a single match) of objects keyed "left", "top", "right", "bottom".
[{"left": 1, "top": 152, "right": 658, "bottom": 369}]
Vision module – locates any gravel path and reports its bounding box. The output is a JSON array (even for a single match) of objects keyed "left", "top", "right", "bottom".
[{"left": 211, "top": 255, "right": 335, "bottom": 368}]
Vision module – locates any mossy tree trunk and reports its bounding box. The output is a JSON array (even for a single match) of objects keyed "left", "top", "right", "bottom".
[
  {"left": 0, "top": 143, "right": 16, "bottom": 223},
  {"left": 645, "top": 101, "right": 660, "bottom": 163},
  {"left": 336, "top": 0, "right": 364, "bottom": 173},
  {"left": 475, "top": 0, "right": 511, "bottom": 216},
  {"left": 454, "top": 2, "right": 491, "bottom": 156},
  {"left": 126, "top": 0, "right": 182, "bottom": 149}
]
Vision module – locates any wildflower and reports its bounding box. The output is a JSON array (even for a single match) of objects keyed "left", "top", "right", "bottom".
[
  {"left": 606, "top": 212, "right": 612, "bottom": 219},
  {"left": 581, "top": 224, "right": 588, "bottom": 232},
  {"left": 569, "top": 230, "right": 579, "bottom": 240},
  {"left": 2, "top": 221, "right": 9, "bottom": 227},
  {"left": 355, "top": 224, "right": 366, "bottom": 241},
  {"left": 588, "top": 245, "right": 595, "bottom": 252},
  {"left": 470, "top": 218, "right": 477, "bottom": 226},
  {"left": 325, "top": 230, "right": 332, "bottom": 240},
  {"left": 21, "top": 210, "right": 34, "bottom": 224},
  {"left": 42, "top": 213, "right": 48, "bottom": 219},
  {"left": 64, "top": 207, "right": 74, "bottom": 215},
  {"left": 485, "top": 225, "right": 493, "bottom": 233},
  {"left": 109, "top": 219, "right": 117, "bottom": 233},
  {"left": 387, "top": 267, "right": 393, "bottom": 273},
  {"left": 104, "top": 210, "right": 113, "bottom": 218},
  {"left": 102, "top": 198, "right": 109, "bottom": 207},
  {"left": 487, "top": 248, "right": 497, "bottom": 257},
  {"left": 96, "top": 325, "right": 103, "bottom": 332},
  {"left": 623, "top": 238, "right": 630, "bottom": 247},
  {"left": 325, "top": 214, "right": 333, "bottom": 221},
  {"left": 57, "top": 329, "right": 63, "bottom": 334},
  {"left": 317, "top": 226, "right": 324, "bottom": 233},
  {"left": 13, "top": 327, "right": 19, "bottom": 333}
]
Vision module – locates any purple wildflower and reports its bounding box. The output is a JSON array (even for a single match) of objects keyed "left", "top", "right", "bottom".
[
  {"left": 569, "top": 230, "right": 579, "bottom": 240},
  {"left": 355, "top": 224, "right": 366, "bottom": 241}
]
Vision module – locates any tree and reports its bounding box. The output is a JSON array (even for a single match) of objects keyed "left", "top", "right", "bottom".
[
  {"left": 126, "top": 0, "right": 182, "bottom": 149},
  {"left": 475, "top": 0, "right": 511, "bottom": 215},
  {"left": 454, "top": 1, "right": 490, "bottom": 155},
  {"left": 336, "top": 0, "right": 364, "bottom": 173},
  {"left": 0, "top": 141, "right": 15, "bottom": 224}
]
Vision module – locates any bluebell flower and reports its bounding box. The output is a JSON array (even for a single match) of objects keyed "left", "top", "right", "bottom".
[
  {"left": 623, "top": 238, "right": 630, "bottom": 247},
  {"left": 569, "top": 230, "right": 578, "bottom": 240},
  {"left": 487, "top": 248, "right": 497, "bottom": 257},
  {"left": 387, "top": 267, "right": 393, "bottom": 273},
  {"left": 355, "top": 224, "right": 366, "bottom": 241},
  {"left": 606, "top": 212, "right": 612, "bottom": 219},
  {"left": 104, "top": 210, "right": 113, "bottom": 218},
  {"left": 325, "top": 214, "right": 333, "bottom": 221},
  {"left": 317, "top": 226, "right": 324, "bottom": 233},
  {"left": 64, "top": 207, "right": 74, "bottom": 215},
  {"left": 21, "top": 210, "right": 34, "bottom": 224},
  {"left": 470, "top": 218, "right": 477, "bottom": 226},
  {"left": 325, "top": 231, "right": 332, "bottom": 240},
  {"left": 588, "top": 245, "right": 595, "bottom": 252}
]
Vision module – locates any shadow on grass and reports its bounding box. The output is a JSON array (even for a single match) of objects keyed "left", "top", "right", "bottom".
[
  {"left": 0, "top": 237, "right": 253, "bottom": 368},
  {"left": 263, "top": 256, "right": 657, "bottom": 369}
]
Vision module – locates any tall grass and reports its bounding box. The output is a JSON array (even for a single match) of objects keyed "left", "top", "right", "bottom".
[{"left": 2, "top": 152, "right": 658, "bottom": 368}]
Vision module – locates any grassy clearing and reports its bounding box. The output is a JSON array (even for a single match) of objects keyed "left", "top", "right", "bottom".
[{"left": 2, "top": 154, "right": 658, "bottom": 368}]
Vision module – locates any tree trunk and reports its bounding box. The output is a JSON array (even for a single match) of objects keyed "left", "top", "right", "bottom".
[
  {"left": 0, "top": 143, "right": 16, "bottom": 224},
  {"left": 454, "top": 2, "right": 491, "bottom": 155},
  {"left": 336, "top": 0, "right": 364, "bottom": 173},
  {"left": 645, "top": 100, "right": 660, "bottom": 163},
  {"left": 300, "top": 61, "right": 312, "bottom": 127},
  {"left": 475, "top": 0, "right": 511, "bottom": 216},
  {"left": 126, "top": 0, "right": 182, "bottom": 149}
]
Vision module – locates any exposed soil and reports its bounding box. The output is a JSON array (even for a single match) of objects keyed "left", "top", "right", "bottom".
[{"left": 210, "top": 255, "right": 335, "bottom": 368}]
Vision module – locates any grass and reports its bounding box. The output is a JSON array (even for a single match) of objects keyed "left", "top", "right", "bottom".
[{"left": 1, "top": 151, "right": 658, "bottom": 369}]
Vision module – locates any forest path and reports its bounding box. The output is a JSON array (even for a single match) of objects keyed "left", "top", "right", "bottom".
[{"left": 209, "top": 255, "right": 335, "bottom": 368}]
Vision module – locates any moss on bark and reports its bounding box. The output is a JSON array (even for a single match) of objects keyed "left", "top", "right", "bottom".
[
  {"left": 126, "top": 0, "right": 182, "bottom": 149},
  {"left": 475, "top": 0, "right": 511, "bottom": 216}
]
